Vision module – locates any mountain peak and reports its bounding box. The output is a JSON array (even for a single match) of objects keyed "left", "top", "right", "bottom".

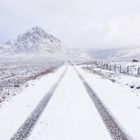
[
  {"left": 0, "top": 27, "right": 90, "bottom": 62},
  {"left": 1, "top": 26, "right": 64, "bottom": 55},
  {"left": 30, "top": 26, "right": 46, "bottom": 36},
  {"left": 31, "top": 26, "right": 44, "bottom": 31}
]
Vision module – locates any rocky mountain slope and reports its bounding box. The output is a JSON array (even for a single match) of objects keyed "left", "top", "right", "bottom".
[
  {"left": 0, "top": 27, "right": 66, "bottom": 56},
  {"left": 0, "top": 26, "right": 90, "bottom": 62}
]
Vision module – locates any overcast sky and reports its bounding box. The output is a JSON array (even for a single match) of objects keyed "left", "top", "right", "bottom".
[{"left": 0, "top": 0, "right": 140, "bottom": 50}]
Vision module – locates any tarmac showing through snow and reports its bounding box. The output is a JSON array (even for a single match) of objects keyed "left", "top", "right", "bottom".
[
  {"left": 28, "top": 66, "right": 111, "bottom": 140},
  {"left": 10, "top": 67, "right": 67, "bottom": 140},
  {"left": 74, "top": 67, "right": 130, "bottom": 140},
  {"left": 0, "top": 65, "right": 135, "bottom": 140}
]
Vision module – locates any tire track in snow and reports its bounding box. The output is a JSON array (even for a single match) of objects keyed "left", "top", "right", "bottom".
[
  {"left": 74, "top": 67, "right": 131, "bottom": 140},
  {"left": 10, "top": 67, "right": 67, "bottom": 140}
]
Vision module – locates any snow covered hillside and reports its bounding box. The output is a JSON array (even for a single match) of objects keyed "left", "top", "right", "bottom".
[
  {"left": 88, "top": 47, "right": 140, "bottom": 62},
  {"left": 0, "top": 58, "right": 63, "bottom": 106},
  {"left": 0, "top": 26, "right": 65, "bottom": 56},
  {"left": 0, "top": 26, "right": 90, "bottom": 62}
]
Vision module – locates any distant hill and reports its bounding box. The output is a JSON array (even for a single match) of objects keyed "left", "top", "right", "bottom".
[
  {"left": 0, "top": 26, "right": 66, "bottom": 56},
  {"left": 88, "top": 47, "right": 140, "bottom": 62},
  {"left": 0, "top": 26, "right": 90, "bottom": 62}
]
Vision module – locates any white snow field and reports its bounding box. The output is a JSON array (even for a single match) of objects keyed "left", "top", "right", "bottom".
[{"left": 0, "top": 65, "right": 140, "bottom": 140}]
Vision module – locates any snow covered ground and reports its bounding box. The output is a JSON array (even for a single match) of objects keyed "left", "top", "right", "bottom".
[
  {"left": 0, "top": 65, "right": 140, "bottom": 140},
  {"left": 0, "top": 66, "right": 65, "bottom": 140},
  {"left": 80, "top": 65, "right": 140, "bottom": 139},
  {"left": 83, "top": 64, "right": 140, "bottom": 93},
  {"left": 29, "top": 66, "right": 111, "bottom": 140},
  {"left": 0, "top": 58, "right": 63, "bottom": 106}
]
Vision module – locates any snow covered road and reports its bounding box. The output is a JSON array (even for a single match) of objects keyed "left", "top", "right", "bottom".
[
  {"left": 29, "top": 66, "right": 111, "bottom": 140},
  {"left": 0, "top": 65, "right": 137, "bottom": 140},
  {"left": 75, "top": 67, "right": 130, "bottom": 140},
  {"left": 11, "top": 67, "right": 67, "bottom": 140},
  {"left": 0, "top": 66, "right": 66, "bottom": 140}
]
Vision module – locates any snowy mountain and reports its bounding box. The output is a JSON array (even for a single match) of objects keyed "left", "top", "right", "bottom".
[
  {"left": 88, "top": 47, "right": 140, "bottom": 62},
  {"left": 0, "top": 26, "right": 90, "bottom": 62},
  {"left": 0, "top": 27, "right": 66, "bottom": 56}
]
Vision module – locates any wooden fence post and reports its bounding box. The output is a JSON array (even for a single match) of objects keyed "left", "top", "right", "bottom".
[
  {"left": 119, "top": 65, "right": 122, "bottom": 73},
  {"left": 138, "top": 67, "right": 140, "bottom": 76},
  {"left": 109, "top": 65, "right": 112, "bottom": 71},
  {"left": 127, "top": 66, "right": 130, "bottom": 75}
]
